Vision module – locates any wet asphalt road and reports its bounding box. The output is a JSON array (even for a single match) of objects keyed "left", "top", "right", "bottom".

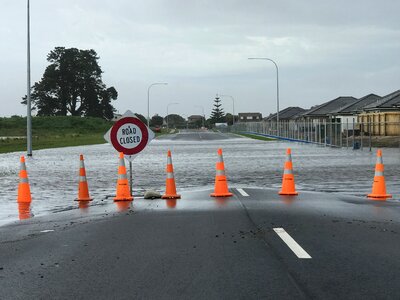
[
  {"left": 0, "top": 188, "right": 399, "bottom": 299},
  {"left": 157, "top": 129, "right": 235, "bottom": 141},
  {"left": 0, "top": 130, "right": 400, "bottom": 299}
]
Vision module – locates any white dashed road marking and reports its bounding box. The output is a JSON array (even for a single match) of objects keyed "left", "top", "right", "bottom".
[
  {"left": 237, "top": 188, "right": 249, "bottom": 197},
  {"left": 40, "top": 230, "right": 54, "bottom": 233},
  {"left": 273, "top": 228, "right": 312, "bottom": 259}
]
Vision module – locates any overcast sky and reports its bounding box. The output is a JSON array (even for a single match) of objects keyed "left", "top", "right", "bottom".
[{"left": 1, "top": 0, "right": 399, "bottom": 119}]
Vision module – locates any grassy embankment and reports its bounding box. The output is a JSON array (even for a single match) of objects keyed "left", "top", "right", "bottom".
[
  {"left": 236, "top": 132, "right": 275, "bottom": 141},
  {"left": 0, "top": 116, "right": 167, "bottom": 154}
]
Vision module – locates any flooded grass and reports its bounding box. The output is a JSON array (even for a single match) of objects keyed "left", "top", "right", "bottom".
[{"left": 235, "top": 133, "right": 275, "bottom": 141}]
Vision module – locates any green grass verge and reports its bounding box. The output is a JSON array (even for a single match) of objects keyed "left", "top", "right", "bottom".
[
  {"left": 0, "top": 134, "right": 107, "bottom": 154},
  {"left": 236, "top": 133, "right": 275, "bottom": 141},
  {"left": 0, "top": 116, "right": 176, "bottom": 154},
  {"left": 0, "top": 116, "right": 112, "bottom": 154}
]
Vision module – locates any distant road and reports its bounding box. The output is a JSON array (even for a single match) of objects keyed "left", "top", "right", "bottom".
[{"left": 157, "top": 129, "right": 239, "bottom": 141}]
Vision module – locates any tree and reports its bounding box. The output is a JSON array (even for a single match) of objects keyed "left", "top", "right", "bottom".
[
  {"left": 210, "top": 95, "right": 226, "bottom": 124},
  {"left": 151, "top": 115, "right": 164, "bottom": 127},
  {"left": 23, "top": 47, "right": 117, "bottom": 119},
  {"left": 225, "top": 113, "right": 233, "bottom": 126},
  {"left": 135, "top": 114, "right": 147, "bottom": 124},
  {"left": 192, "top": 118, "right": 204, "bottom": 129},
  {"left": 165, "top": 114, "right": 186, "bottom": 128}
]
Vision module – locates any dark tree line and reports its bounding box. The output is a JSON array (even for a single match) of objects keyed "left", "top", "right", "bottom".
[{"left": 23, "top": 47, "right": 117, "bottom": 120}]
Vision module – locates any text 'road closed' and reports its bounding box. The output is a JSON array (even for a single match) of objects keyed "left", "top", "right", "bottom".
[{"left": 116, "top": 124, "right": 143, "bottom": 149}]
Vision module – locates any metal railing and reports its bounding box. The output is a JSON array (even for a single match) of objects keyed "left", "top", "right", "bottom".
[{"left": 231, "top": 120, "right": 400, "bottom": 150}]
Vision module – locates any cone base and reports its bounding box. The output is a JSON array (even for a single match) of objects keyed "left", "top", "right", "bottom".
[
  {"left": 210, "top": 192, "right": 233, "bottom": 197},
  {"left": 162, "top": 194, "right": 181, "bottom": 199},
  {"left": 114, "top": 196, "right": 133, "bottom": 201},
  {"left": 74, "top": 198, "right": 93, "bottom": 201},
  {"left": 279, "top": 191, "right": 298, "bottom": 196},
  {"left": 367, "top": 194, "right": 392, "bottom": 200}
]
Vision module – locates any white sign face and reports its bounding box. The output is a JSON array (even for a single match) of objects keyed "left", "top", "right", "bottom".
[
  {"left": 104, "top": 110, "right": 155, "bottom": 161},
  {"left": 116, "top": 123, "right": 143, "bottom": 149}
]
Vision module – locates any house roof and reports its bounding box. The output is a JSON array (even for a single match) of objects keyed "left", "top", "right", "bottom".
[
  {"left": 238, "top": 112, "right": 262, "bottom": 116},
  {"left": 188, "top": 115, "right": 203, "bottom": 119},
  {"left": 303, "top": 96, "right": 358, "bottom": 117},
  {"left": 265, "top": 107, "right": 306, "bottom": 121},
  {"left": 362, "top": 90, "right": 400, "bottom": 111},
  {"left": 331, "top": 93, "right": 381, "bottom": 114}
]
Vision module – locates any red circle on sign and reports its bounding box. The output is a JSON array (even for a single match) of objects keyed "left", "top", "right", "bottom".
[{"left": 110, "top": 117, "right": 149, "bottom": 155}]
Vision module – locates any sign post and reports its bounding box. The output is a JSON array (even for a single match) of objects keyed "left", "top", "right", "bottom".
[{"left": 104, "top": 110, "right": 155, "bottom": 196}]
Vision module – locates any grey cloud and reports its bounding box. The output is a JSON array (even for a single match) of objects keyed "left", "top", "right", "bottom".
[{"left": 0, "top": 0, "right": 399, "bottom": 118}]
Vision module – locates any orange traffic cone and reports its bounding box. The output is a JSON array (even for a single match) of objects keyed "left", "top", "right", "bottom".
[
  {"left": 162, "top": 150, "right": 181, "bottom": 199},
  {"left": 210, "top": 148, "right": 233, "bottom": 197},
  {"left": 279, "top": 148, "right": 298, "bottom": 196},
  {"left": 17, "top": 156, "right": 32, "bottom": 203},
  {"left": 114, "top": 152, "right": 133, "bottom": 201},
  {"left": 368, "top": 149, "right": 392, "bottom": 200},
  {"left": 75, "top": 154, "right": 93, "bottom": 201}
]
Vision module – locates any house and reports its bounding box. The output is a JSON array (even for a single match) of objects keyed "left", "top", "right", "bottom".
[
  {"left": 301, "top": 96, "right": 358, "bottom": 122},
  {"left": 238, "top": 112, "right": 262, "bottom": 122},
  {"left": 328, "top": 94, "right": 381, "bottom": 132},
  {"left": 264, "top": 107, "right": 306, "bottom": 122},
  {"left": 358, "top": 90, "right": 400, "bottom": 136},
  {"left": 188, "top": 115, "right": 204, "bottom": 123}
]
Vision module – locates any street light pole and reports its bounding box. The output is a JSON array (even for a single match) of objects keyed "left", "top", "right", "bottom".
[
  {"left": 26, "top": 0, "right": 32, "bottom": 156},
  {"left": 147, "top": 82, "right": 168, "bottom": 127},
  {"left": 219, "top": 94, "right": 235, "bottom": 126},
  {"left": 166, "top": 102, "right": 179, "bottom": 130},
  {"left": 195, "top": 105, "right": 205, "bottom": 128},
  {"left": 248, "top": 57, "right": 280, "bottom": 136}
]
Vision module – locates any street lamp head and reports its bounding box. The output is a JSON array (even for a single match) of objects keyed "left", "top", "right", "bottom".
[{"left": 248, "top": 57, "right": 271, "bottom": 60}]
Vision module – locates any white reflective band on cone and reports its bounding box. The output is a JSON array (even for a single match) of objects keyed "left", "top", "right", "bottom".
[
  {"left": 118, "top": 174, "right": 127, "bottom": 180},
  {"left": 216, "top": 169, "right": 226, "bottom": 176}
]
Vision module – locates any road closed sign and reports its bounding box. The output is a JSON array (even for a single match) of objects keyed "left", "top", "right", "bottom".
[{"left": 104, "top": 110, "right": 155, "bottom": 161}]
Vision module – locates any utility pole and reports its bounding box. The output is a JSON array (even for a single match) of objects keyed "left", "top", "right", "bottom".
[{"left": 26, "top": 0, "right": 32, "bottom": 156}]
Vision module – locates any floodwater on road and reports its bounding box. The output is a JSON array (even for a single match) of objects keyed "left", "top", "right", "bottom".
[{"left": 0, "top": 131, "right": 399, "bottom": 225}]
